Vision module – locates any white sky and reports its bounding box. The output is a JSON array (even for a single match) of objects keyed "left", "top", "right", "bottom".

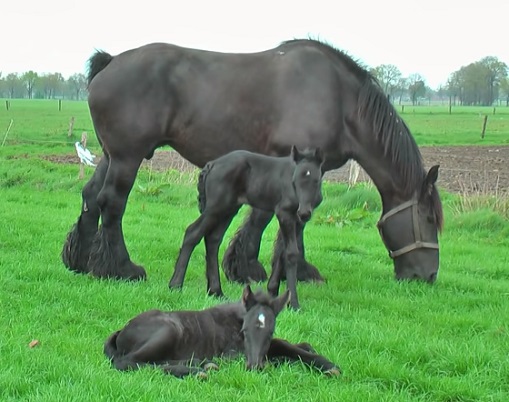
[{"left": 2, "top": 0, "right": 508, "bottom": 89}]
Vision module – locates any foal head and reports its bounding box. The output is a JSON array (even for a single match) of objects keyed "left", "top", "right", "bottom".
[
  {"left": 241, "top": 285, "right": 290, "bottom": 370},
  {"left": 291, "top": 146, "right": 324, "bottom": 223}
]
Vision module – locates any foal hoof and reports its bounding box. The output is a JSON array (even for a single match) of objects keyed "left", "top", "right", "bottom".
[
  {"left": 203, "top": 362, "right": 219, "bottom": 371},
  {"left": 324, "top": 367, "right": 342, "bottom": 377},
  {"left": 195, "top": 371, "right": 208, "bottom": 380}
]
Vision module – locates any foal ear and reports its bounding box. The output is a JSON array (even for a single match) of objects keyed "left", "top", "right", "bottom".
[
  {"left": 271, "top": 290, "right": 291, "bottom": 316},
  {"left": 242, "top": 285, "right": 256, "bottom": 310},
  {"left": 422, "top": 165, "right": 440, "bottom": 196}
]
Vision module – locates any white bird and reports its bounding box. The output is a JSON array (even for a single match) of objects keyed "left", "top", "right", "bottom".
[{"left": 75, "top": 142, "right": 96, "bottom": 167}]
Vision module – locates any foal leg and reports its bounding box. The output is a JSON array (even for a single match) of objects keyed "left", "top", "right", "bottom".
[
  {"left": 169, "top": 213, "right": 220, "bottom": 292},
  {"left": 267, "top": 338, "right": 341, "bottom": 375},
  {"left": 271, "top": 211, "right": 300, "bottom": 310},
  {"left": 87, "top": 157, "right": 146, "bottom": 280},
  {"left": 204, "top": 209, "right": 239, "bottom": 297},
  {"left": 272, "top": 221, "right": 324, "bottom": 283},
  {"left": 62, "top": 156, "right": 109, "bottom": 274},
  {"left": 222, "top": 208, "right": 273, "bottom": 283}
]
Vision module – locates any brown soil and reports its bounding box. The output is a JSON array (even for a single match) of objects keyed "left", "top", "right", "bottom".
[{"left": 44, "top": 145, "right": 509, "bottom": 195}]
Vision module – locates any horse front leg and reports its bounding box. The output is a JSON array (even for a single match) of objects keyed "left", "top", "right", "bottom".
[
  {"left": 62, "top": 156, "right": 109, "bottom": 274},
  {"left": 222, "top": 208, "right": 273, "bottom": 283},
  {"left": 87, "top": 157, "right": 146, "bottom": 280},
  {"left": 272, "top": 220, "right": 324, "bottom": 283},
  {"left": 267, "top": 338, "right": 341, "bottom": 376}
]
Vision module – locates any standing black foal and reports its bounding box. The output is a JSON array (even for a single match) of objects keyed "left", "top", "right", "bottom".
[
  {"left": 104, "top": 286, "right": 340, "bottom": 378},
  {"left": 169, "top": 147, "right": 324, "bottom": 310}
]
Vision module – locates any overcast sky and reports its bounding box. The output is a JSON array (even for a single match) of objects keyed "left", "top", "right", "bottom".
[{"left": 2, "top": 0, "right": 507, "bottom": 89}]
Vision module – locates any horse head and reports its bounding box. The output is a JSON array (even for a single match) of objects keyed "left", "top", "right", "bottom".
[
  {"left": 377, "top": 165, "right": 443, "bottom": 283},
  {"left": 291, "top": 146, "right": 324, "bottom": 223},
  {"left": 240, "top": 285, "right": 290, "bottom": 370}
]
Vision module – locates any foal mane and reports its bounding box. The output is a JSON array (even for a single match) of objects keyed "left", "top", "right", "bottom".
[{"left": 281, "top": 38, "right": 443, "bottom": 230}]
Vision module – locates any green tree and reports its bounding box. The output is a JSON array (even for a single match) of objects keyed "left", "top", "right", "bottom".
[
  {"left": 5, "top": 73, "right": 22, "bottom": 98},
  {"left": 21, "top": 71, "right": 39, "bottom": 99}
]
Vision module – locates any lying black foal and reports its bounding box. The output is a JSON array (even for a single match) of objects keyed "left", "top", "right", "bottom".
[{"left": 104, "top": 286, "right": 340, "bottom": 378}]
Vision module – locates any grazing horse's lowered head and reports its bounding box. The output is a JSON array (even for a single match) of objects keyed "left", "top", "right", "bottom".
[{"left": 104, "top": 285, "right": 340, "bottom": 378}]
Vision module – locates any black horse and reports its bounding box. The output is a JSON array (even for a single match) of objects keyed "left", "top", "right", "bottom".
[
  {"left": 62, "top": 38, "right": 443, "bottom": 286},
  {"left": 104, "top": 285, "right": 340, "bottom": 378},
  {"left": 169, "top": 147, "right": 323, "bottom": 310}
]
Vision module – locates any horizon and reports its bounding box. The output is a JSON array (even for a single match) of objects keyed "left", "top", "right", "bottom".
[{"left": 2, "top": 0, "right": 508, "bottom": 90}]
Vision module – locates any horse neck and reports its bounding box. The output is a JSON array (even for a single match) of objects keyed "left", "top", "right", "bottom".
[{"left": 354, "top": 144, "right": 420, "bottom": 213}]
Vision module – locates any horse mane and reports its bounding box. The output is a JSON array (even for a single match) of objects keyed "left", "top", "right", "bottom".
[{"left": 281, "top": 38, "right": 443, "bottom": 230}]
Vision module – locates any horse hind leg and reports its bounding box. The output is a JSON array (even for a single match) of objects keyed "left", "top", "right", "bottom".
[
  {"left": 87, "top": 157, "right": 146, "bottom": 280},
  {"left": 222, "top": 208, "right": 273, "bottom": 283},
  {"left": 271, "top": 222, "right": 324, "bottom": 283},
  {"left": 62, "top": 156, "right": 109, "bottom": 274}
]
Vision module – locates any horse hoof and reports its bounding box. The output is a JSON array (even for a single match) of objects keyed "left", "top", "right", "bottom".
[
  {"left": 207, "top": 289, "right": 225, "bottom": 299},
  {"left": 203, "top": 362, "right": 219, "bottom": 371},
  {"left": 297, "top": 262, "right": 325, "bottom": 283},
  {"left": 324, "top": 367, "right": 342, "bottom": 377}
]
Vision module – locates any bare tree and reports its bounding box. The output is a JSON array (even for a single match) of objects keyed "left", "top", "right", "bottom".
[
  {"left": 370, "top": 64, "right": 402, "bottom": 98},
  {"left": 67, "top": 73, "right": 87, "bottom": 100},
  {"left": 407, "top": 74, "right": 426, "bottom": 105}
]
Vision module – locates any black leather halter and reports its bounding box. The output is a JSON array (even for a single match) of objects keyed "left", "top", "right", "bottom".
[{"left": 377, "top": 200, "right": 439, "bottom": 258}]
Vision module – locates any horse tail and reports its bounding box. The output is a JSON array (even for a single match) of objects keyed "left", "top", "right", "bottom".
[
  {"left": 103, "top": 330, "right": 121, "bottom": 360},
  {"left": 197, "top": 162, "right": 213, "bottom": 213},
  {"left": 87, "top": 50, "right": 114, "bottom": 85}
]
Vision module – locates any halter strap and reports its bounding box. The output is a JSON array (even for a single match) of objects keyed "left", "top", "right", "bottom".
[{"left": 377, "top": 199, "right": 439, "bottom": 259}]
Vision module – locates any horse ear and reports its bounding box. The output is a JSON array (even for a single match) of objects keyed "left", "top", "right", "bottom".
[
  {"left": 242, "top": 285, "right": 256, "bottom": 310},
  {"left": 291, "top": 145, "right": 302, "bottom": 162},
  {"left": 271, "top": 290, "right": 291, "bottom": 316},
  {"left": 314, "top": 148, "right": 323, "bottom": 164},
  {"left": 422, "top": 165, "right": 439, "bottom": 196}
]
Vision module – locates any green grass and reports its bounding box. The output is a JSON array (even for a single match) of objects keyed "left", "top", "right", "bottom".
[
  {"left": 1, "top": 100, "right": 508, "bottom": 401},
  {"left": 1, "top": 156, "right": 508, "bottom": 402}
]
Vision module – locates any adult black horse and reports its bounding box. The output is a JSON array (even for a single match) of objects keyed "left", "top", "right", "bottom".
[{"left": 62, "top": 39, "right": 443, "bottom": 286}]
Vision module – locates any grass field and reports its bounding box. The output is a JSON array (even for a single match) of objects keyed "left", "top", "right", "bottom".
[{"left": 1, "top": 100, "right": 508, "bottom": 401}]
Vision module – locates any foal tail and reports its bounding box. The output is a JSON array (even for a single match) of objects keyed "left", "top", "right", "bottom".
[
  {"left": 103, "top": 330, "right": 121, "bottom": 360},
  {"left": 87, "top": 50, "right": 114, "bottom": 85},
  {"left": 197, "top": 162, "right": 213, "bottom": 213}
]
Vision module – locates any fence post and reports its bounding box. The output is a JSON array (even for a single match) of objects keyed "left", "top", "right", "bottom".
[
  {"left": 5, "top": 100, "right": 9, "bottom": 111},
  {"left": 58, "top": 99, "right": 62, "bottom": 111},
  {"left": 481, "top": 115, "right": 488, "bottom": 139},
  {"left": 493, "top": 107, "right": 496, "bottom": 115},
  {"left": 68, "top": 116, "right": 75, "bottom": 137},
  {"left": 79, "top": 132, "right": 87, "bottom": 179}
]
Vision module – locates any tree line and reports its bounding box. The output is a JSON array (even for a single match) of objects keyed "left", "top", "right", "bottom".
[
  {"left": 0, "top": 71, "right": 87, "bottom": 100},
  {"left": 1, "top": 54, "right": 508, "bottom": 106},
  {"left": 369, "top": 55, "right": 508, "bottom": 106}
]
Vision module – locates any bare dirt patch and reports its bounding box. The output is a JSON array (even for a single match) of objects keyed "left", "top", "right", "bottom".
[{"left": 43, "top": 145, "right": 509, "bottom": 195}]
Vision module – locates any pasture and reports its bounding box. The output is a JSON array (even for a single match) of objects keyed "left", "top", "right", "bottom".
[{"left": 1, "top": 100, "right": 509, "bottom": 401}]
